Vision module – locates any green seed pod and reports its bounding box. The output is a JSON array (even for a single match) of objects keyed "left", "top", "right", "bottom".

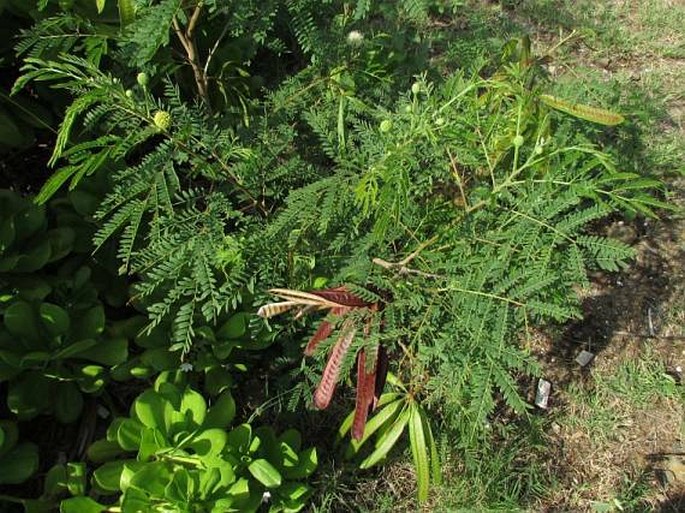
[
  {"left": 153, "top": 110, "right": 172, "bottom": 130},
  {"left": 513, "top": 135, "right": 525, "bottom": 148},
  {"left": 379, "top": 120, "right": 393, "bottom": 133},
  {"left": 136, "top": 72, "right": 149, "bottom": 87}
]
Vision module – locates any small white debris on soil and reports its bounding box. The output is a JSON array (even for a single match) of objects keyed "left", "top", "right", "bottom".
[
  {"left": 575, "top": 350, "right": 595, "bottom": 367},
  {"left": 535, "top": 379, "right": 551, "bottom": 409}
]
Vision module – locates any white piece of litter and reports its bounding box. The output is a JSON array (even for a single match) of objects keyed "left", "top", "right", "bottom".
[{"left": 535, "top": 379, "right": 551, "bottom": 409}]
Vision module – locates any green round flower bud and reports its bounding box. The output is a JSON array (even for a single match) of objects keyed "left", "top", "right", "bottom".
[
  {"left": 153, "top": 110, "right": 172, "bottom": 130},
  {"left": 125, "top": 89, "right": 134, "bottom": 98},
  {"left": 137, "top": 72, "right": 149, "bottom": 87},
  {"left": 411, "top": 82, "right": 421, "bottom": 95},
  {"left": 435, "top": 117, "right": 446, "bottom": 126},
  {"left": 379, "top": 120, "right": 393, "bottom": 133},
  {"left": 513, "top": 135, "right": 525, "bottom": 148}
]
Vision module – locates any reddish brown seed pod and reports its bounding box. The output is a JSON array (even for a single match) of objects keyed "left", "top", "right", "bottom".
[
  {"left": 352, "top": 348, "right": 377, "bottom": 440},
  {"left": 313, "top": 319, "right": 356, "bottom": 409}
]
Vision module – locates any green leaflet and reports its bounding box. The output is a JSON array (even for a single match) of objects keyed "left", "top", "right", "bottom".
[
  {"left": 359, "top": 404, "right": 409, "bottom": 469},
  {"left": 247, "top": 459, "right": 282, "bottom": 488},
  {"left": 118, "top": 0, "right": 136, "bottom": 26},
  {"left": 337, "top": 392, "right": 401, "bottom": 443},
  {"left": 540, "top": 94, "right": 625, "bottom": 126},
  {"left": 344, "top": 396, "right": 404, "bottom": 457},
  {"left": 422, "top": 411, "right": 441, "bottom": 487},
  {"left": 408, "top": 403, "right": 430, "bottom": 503}
]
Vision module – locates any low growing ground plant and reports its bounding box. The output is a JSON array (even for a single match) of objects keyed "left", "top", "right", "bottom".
[
  {"left": 57, "top": 376, "right": 316, "bottom": 513},
  {"left": 0, "top": 189, "right": 131, "bottom": 423}
]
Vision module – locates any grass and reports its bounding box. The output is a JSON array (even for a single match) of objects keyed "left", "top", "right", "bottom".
[
  {"left": 560, "top": 353, "right": 683, "bottom": 449},
  {"left": 430, "top": 419, "right": 555, "bottom": 512}
]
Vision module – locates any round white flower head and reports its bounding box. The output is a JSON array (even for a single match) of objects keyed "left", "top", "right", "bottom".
[{"left": 346, "top": 30, "right": 364, "bottom": 46}]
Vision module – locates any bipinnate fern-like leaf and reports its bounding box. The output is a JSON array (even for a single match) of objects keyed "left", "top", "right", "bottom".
[
  {"left": 33, "top": 166, "right": 81, "bottom": 205},
  {"left": 14, "top": 55, "right": 255, "bottom": 353},
  {"left": 123, "top": 0, "right": 181, "bottom": 66},
  {"left": 286, "top": 0, "right": 320, "bottom": 56}
]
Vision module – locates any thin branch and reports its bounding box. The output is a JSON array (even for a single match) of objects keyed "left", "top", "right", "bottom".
[
  {"left": 446, "top": 147, "right": 469, "bottom": 210},
  {"left": 204, "top": 18, "right": 232, "bottom": 75},
  {"left": 172, "top": 17, "right": 193, "bottom": 55},
  {"left": 186, "top": 2, "right": 203, "bottom": 39},
  {"left": 372, "top": 258, "right": 441, "bottom": 279},
  {"left": 433, "top": 285, "right": 526, "bottom": 308},
  {"left": 172, "top": 3, "right": 209, "bottom": 104},
  {"left": 399, "top": 236, "right": 438, "bottom": 266},
  {"left": 372, "top": 236, "right": 441, "bottom": 278}
]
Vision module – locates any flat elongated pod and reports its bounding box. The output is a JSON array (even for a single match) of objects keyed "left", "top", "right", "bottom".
[
  {"left": 304, "top": 306, "right": 350, "bottom": 355},
  {"left": 304, "top": 321, "right": 334, "bottom": 356},
  {"left": 294, "top": 304, "right": 316, "bottom": 320},
  {"left": 313, "top": 320, "right": 356, "bottom": 409},
  {"left": 373, "top": 345, "right": 389, "bottom": 410},
  {"left": 540, "top": 94, "right": 625, "bottom": 126},
  {"left": 268, "top": 288, "right": 340, "bottom": 307},
  {"left": 352, "top": 349, "right": 377, "bottom": 440},
  {"left": 311, "top": 287, "right": 369, "bottom": 307},
  {"left": 257, "top": 301, "right": 299, "bottom": 319}
]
